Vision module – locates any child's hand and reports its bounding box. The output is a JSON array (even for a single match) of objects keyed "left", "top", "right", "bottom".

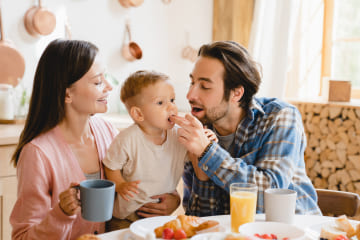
[
  {"left": 116, "top": 180, "right": 140, "bottom": 201},
  {"left": 204, "top": 128, "right": 218, "bottom": 142}
]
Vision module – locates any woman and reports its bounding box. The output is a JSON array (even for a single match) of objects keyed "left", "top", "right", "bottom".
[{"left": 10, "top": 39, "right": 118, "bottom": 239}]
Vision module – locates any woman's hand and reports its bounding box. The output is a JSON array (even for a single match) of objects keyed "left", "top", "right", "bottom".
[
  {"left": 59, "top": 182, "right": 81, "bottom": 216},
  {"left": 136, "top": 192, "right": 180, "bottom": 217}
]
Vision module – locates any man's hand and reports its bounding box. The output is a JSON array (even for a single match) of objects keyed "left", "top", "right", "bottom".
[
  {"left": 136, "top": 192, "right": 180, "bottom": 217},
  {"left": 188, "top": 152, "right": 209, "bottom": 181},
  {"left": 170, "top": 114, "right": 210, "bottom": 156},
  {"left": 116, "top": 180, "right": 140, "bottom": 201},
  {"left": 204, "top": 128, "right": 218, "bottom": 143}
]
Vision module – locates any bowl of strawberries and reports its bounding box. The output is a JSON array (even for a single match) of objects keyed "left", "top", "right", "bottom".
[{"left": 238, "top": 222, "right": 306, "bottom": 240}]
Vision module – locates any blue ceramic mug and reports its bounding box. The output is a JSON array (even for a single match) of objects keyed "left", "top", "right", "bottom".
[{"left": 78, "top": 179, "right": 115, "bottom": 222}]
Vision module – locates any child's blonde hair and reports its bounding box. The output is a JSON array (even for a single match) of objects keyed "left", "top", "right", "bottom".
[{"left": 120, "top": 70, "right": 169, "bottom": 108}]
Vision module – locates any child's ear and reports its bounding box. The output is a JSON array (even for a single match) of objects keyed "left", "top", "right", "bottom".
[
  {"left": 130, "top": 106, "right": 144, "bottom": 122},
  {"left": 231, "top": 86, "right": 244, "bottom": 103},
  {"left": 64, "top": 88, "right": 72, "bottom": 104}
]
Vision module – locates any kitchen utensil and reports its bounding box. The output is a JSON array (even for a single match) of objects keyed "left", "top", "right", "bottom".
[
  {"left": 121, "top": 23, "right": 142, "bottom": 61},
  {"left": 0, "top": 6, "right": 25, "bottom": 87},
  {"left": 182, "top": 46, "right": 197, "bottom": 62},
  {"left": 129, "top": 0, "right": 144, "bottom": 7},
  {"left": 118, "top": 0, "right": 131, "bottom": 8},
  {"left": 0, "top": 84, "right": 15, "bottom": 120},
  {"left": 24, "top": 0, "right": 56, "bottom": 36},
  {"left": 64, "top": 15, "right": 72, "bottom": 39},
  {"left": 182, "top": 32, "right": 198, "bottom": 62},
  {"left": 118, "top": 0, "right": 143, "bottom": 8}
]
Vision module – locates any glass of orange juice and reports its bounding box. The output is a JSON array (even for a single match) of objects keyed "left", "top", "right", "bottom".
[{"left": 230, "top": 182, "right": 258, "bottom": 233}]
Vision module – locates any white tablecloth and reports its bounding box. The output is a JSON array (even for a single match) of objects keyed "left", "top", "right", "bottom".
[{"left": 98, "top": 214, "right": 334, "bottom": 240}]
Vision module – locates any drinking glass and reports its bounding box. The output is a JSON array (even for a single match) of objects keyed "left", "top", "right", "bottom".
[{"left": 230, "top": 182, "right": 258, "bottom": 233}]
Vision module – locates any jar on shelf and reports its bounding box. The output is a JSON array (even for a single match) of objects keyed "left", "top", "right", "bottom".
[{"left": 0, "top": 83, "right": 15, "bottom": 120}]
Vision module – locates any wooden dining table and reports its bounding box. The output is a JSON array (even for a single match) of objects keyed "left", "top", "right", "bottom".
[{"left": 98, "top": 213, "right": 342, "bottom": 240}]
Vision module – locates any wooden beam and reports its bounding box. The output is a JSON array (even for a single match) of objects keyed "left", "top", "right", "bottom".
[
  {"left": 320, "top": 0, "right": 334, "bottom": 96},
  {"left": 213, "top": 0, "right": 254, "bottom": 48}
]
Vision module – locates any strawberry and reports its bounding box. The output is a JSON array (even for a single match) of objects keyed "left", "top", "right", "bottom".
[
  {"left": 270, "top": 234, "right": 277, "bottom": 239},
  {"left": 174, "top": 229, "right": 187, "bottom": 240},
  {"left": 260, "top": 234, "right": 273, "bottom": 239},
  {"left": 162, "top": 228, "right": 174, "bottom": 239},
  {"left": 334, "top": 235, "right": 349, "bottom": 240}
]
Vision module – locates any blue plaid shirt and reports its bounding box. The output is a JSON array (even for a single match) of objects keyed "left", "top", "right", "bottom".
[{"left": 182, "top": 97, "right": 321, "bottom": 216}]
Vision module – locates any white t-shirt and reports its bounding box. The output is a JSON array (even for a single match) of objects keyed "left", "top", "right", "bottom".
[{"left": 103, "top": 124, "right": 188, "bottom": 219}]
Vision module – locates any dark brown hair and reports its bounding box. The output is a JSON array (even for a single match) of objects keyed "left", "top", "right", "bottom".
[
  {"left": 120, "top": 70, "right": 169, "bottom": 106},
  {"left": 198, "top": 41, "right": 261, "bottom": 110},
  {"left": 12, "top": 39, "right": 99, "bottom": 167}
]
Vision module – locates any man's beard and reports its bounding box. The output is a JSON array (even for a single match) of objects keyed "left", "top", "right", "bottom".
[{"left": 197, "top": 99, "right": 229, "bottom": 126}]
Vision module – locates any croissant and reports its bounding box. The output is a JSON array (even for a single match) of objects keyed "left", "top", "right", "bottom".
[
  {"left": 76, "top": 234, "right": 101, "bottom": 240},
  {"left": 154, "top": 215, "right": 220, "bottom": 238}
]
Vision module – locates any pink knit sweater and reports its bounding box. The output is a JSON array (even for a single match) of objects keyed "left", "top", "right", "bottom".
[{"left": 10, "top": 117, "right": 118, "bottom": 240}]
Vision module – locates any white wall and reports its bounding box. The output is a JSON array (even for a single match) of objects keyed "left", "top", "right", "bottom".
[{"left": 1, "top": 0, "right": 213, "bottom": 112}]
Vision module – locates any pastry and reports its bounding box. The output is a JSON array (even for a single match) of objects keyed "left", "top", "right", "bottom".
[
  {"left": 195, "top": 220, "right": 220, "bottom": 232},
  {"left": 320, "top": 224, "right": 347, "bottom": 240},
  {"left": 154, "top": 214, "right": 220, "bottom": 238},
  {"left": 76, "top": 234, "right": 101, "bottom": 240},
  {"left": 335, "top": 215, "right": 356, "bottom": 238}
]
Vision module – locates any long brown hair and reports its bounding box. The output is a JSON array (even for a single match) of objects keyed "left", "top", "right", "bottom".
[
  {"left": 198, "top": 41, "right": 262, "bottom": 110},
  {"left": 12, "top": 39, "right": 99, "bottom": 167}
]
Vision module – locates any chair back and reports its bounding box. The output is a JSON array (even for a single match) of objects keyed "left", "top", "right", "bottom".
[{"left": 316, "top": 189, "right": 360, "bottom": 217}]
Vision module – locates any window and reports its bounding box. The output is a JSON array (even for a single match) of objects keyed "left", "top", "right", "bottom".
[{"left": 323, "top": 0, "right": 360, "bottom": 98}]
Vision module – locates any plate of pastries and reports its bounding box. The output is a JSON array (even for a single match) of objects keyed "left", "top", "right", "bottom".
[
  {"left": 129, "top": 214, "right": 224, "bottom": 239},
  {"left": 308, "top": 215, "right": 360, "bottom": 240}
]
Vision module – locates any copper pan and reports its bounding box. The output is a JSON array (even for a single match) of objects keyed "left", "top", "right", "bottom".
[
  {"left": 182, "top": 45, "right": 198, "bottom": 62},
  {"left": 24, "top": 0, "right": 56, "bottom": 36},
  {"left": 118, "top": 0, "right": 132, "bottom": 8},
  {"left": 0, "top": 5, "right": 25, "bottom": 87},
  {"left": 121, "top": 23, "right": 142, "bottom": 61},
  {"left": 129, "top": 0, "right": 144, "bottom": 7},
  {"left": 181, "top": 32, "right": 198, "bottom": 62},
  {"left": 64, "top": 15, "right": 72, "bottom": 39}
]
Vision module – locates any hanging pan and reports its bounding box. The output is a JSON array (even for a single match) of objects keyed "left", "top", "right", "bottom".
[
  {"left": 24, "top": 0, "right": 56, "bottom": 36},
  {"left": 121, "top": 22, "right": 142, "bottom": 61},
  {"left": 0, "top": 5, "right": 25, "bottom": 87}
]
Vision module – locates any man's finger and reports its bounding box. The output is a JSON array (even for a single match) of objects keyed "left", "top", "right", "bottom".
[
  {"left": 170, "top": 115, "right": 191, "bottom": 127},
  {"left": 185, "top": 114, "right": 203, "bottom": 128}
]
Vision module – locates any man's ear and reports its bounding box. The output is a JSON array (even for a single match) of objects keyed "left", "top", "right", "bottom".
[
  {"left": 64, "top": 88, "right": 72, "bottom": 104},
  {"left": 231, "top": 86, "right": 244, "bottom": 103},
  {"left": 130, "top": 106, "right": 144, "bottom": 122}
]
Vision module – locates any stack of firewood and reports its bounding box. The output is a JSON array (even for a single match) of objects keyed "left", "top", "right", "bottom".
[{"left": 292, "top": 102, "right": 360, "bottom": 194}]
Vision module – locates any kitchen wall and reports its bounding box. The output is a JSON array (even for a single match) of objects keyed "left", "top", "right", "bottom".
[{"left": 1, "top": 0, "right": 213, "bottom": 113}]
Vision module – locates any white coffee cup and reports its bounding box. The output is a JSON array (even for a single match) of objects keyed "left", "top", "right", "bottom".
[{"left": 264, "top": 188, "right": 297, "bottom": 224}]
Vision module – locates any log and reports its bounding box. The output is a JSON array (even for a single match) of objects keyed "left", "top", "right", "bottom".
[
  {"left": 355, "top": 109, "right": 360, "bottom": 119},
  {"left": 329, "top": 107, "right": 342, "bottom": 119},
  {"left": 320, "top": 107, "right": 329, "bottom": 118},
  {"left": 348, "top": 109, "right": 357, "bottom": 121},
  {"left": 290, "top": 101, "right": 360, "bottom": 194},
  {"left": 348, "top": 155, "right": 360, "bottom": 169},
  {"left": 349, "top": 169, "right": 360, "bottom": 181}
]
